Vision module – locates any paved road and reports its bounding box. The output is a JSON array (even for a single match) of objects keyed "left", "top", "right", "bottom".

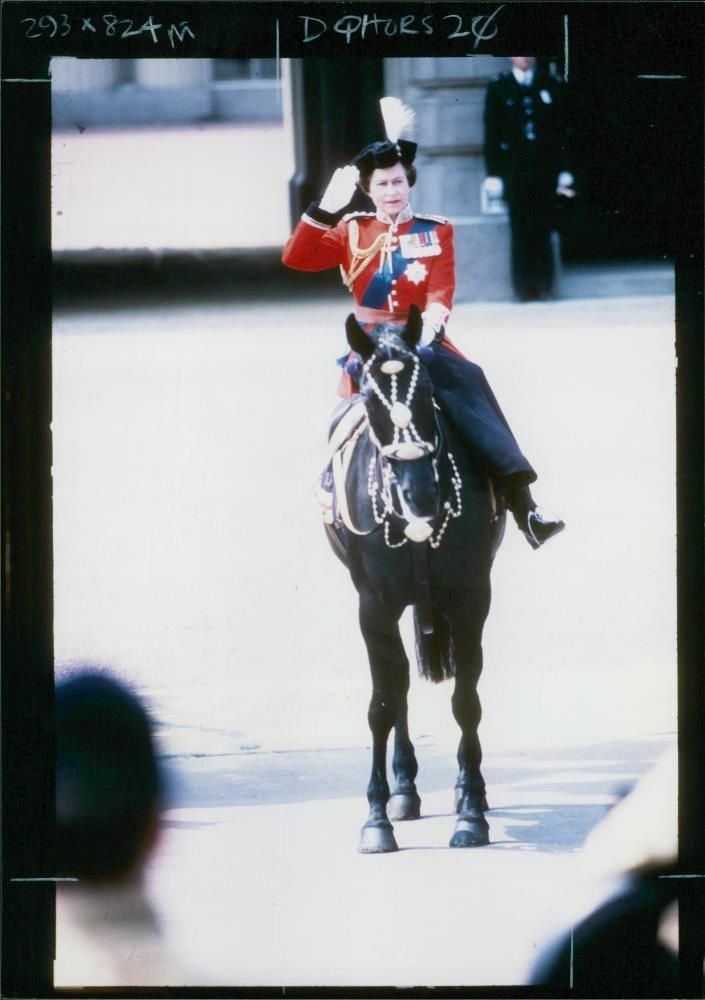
[
  {"left": 146, "top": 738, "right": 668, "bottom": 988},
  {"left": 51, "top": 289, "right": 677, "bottom": 986}
]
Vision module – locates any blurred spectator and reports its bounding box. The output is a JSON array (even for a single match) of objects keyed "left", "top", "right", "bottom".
[
  {"left": 483, "top": 56, "right": 575, "bottom": 302},
  {"left": 528, "top": 746, "right": 680, "bottom": 996},
  {"left": 54, "top": 669, "right": 205, "bottom": 986}
]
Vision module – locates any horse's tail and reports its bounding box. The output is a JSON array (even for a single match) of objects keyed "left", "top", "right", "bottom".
[{"left": 413, "top": 609, "right": 456, "bottom": 683}]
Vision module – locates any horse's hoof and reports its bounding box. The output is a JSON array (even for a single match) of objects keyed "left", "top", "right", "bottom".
[
  {"left": 358, "top": 824, "right": 399, "bottom": 853},
  {"left": 449, "top": 816, "right": 490, "bottom": 848},
  {"left": 454, "top": 788, "right": 489, "bottom": 812},
  {"left": 388, "top": 792, "right": 421, "bottom": 821}
]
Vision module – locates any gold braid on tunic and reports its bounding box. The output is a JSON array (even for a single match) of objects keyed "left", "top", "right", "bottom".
[{"left": 340, "top": 220, "right": 391, "bottom": 292}]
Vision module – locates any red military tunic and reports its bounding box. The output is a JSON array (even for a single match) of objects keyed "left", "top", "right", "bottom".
[
  {"left": 282, "top": 203, "right": 459, "bottom": 395},
  {"left": 283, "top": 201, "right": 537, "bottom": 483}
]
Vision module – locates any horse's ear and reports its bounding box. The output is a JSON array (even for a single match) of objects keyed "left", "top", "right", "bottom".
[
  {"left": 403, "top": 304, "right": 423, "bottom": 349},
  {"left": 345, "top": 313, "right": 374, "bottom": 359}
]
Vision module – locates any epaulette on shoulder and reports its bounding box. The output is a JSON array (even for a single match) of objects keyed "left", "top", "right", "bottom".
[
  {"left": 414, "top": 212, "right": 449, "bottom": 225},
  {"left": 342, "top": 211, "right": 376, "bottom": 222}
]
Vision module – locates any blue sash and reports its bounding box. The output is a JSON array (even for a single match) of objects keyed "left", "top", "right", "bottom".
[{"left": 360, "top": 218, "right": 438, "bottom": 309}]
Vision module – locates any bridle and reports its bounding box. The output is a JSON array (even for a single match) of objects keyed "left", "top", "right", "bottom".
[
  {"left": 361, "top": 338, "right": 436, "bottom": 460},
  {"left": 360, "top": 341, "right": 463, "bottom": 549}
]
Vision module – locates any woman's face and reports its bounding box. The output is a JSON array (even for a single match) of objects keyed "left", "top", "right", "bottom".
[{"left": 367, "top": 163, "right": 411, "bottom": 221}]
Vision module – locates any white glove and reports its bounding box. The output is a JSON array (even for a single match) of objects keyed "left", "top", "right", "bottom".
[
  {"left": 420, "top": 324, "right": 436, "bottom": 347},
  {"left": 319, "top": 165, "right": 359, "bottom": 213},
  {"left": 420, "top": 302, "right": 449, "bottom": 346},
  {"left": 481, "top": 176, "right": 506, "bottom": 215},
  {"left": 483, "top": 175, "right": 504, "bottom": 198},
  {"left": 556, "top": 171, "right": 576, "bottom": 197}
]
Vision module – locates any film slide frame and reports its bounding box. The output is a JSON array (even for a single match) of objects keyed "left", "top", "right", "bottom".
[{"left": 2, "top": 1, "right": 703, "bottom": 995}]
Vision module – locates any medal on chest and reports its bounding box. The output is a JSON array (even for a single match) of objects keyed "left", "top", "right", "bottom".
[{"left": 399, "top": 230, "right": 441, "bottom": 258}]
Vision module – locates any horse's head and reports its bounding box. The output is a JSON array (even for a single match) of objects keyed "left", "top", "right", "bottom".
[{"left": 345, "top": 306, "right": 440, "bottom": 540}]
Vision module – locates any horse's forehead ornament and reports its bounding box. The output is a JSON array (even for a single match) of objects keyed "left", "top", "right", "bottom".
[
  {"left": 381, "top": 359, "right": 405, "bottom": 375},
  {"left": 377, "top": 332, "right": 401, "bottom": 351},
  {"left": 364, "top": 349, "right": 423, "bottom": 442}
]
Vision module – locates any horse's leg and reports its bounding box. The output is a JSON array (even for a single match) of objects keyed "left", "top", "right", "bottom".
[
  {"left": 388, "top": 684, "right": 421, "bottom": 821},
  {"left": 448, "top": 612, "right": 490, "bottom": 848},
  {"left": 358, "top": 593, "right": 408, "bottom": 853},
  {"left": 453, "top": 744, "right": 489, "bottom": 813}
]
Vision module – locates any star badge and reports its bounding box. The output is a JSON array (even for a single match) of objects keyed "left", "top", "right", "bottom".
[{"left": 404, "top": 260, "right": 428, "bottom": 285}]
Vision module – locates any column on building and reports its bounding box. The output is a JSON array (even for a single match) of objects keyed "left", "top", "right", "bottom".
[
  {"left": 51, "top": 58, "right": 215, "bottom": 127},
  {"left": 384, "top": 57, "right": 512, "bottom": 302},
  {"left": 132, "top": 59, "right": 213, "bottom": 122},
  {"left": 51, "top": 58, "right": 124, "bottom": 128},
  {"left": 51, "top": 58, "right": 121, "bottom": 91}
]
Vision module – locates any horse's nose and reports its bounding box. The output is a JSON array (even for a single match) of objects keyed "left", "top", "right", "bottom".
[{"left": 402, "top": 480, "right": 439, "bottom": 518}]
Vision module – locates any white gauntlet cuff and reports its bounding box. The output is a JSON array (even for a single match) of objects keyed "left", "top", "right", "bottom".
[
  {"left": 422, "top": 302, "right": 450, "bottom": 329},
  {"left": 420, "top": 303, "right": 450, "bottom": 346}
]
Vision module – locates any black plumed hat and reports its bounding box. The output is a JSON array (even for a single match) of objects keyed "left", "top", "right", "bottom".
[
  {"left": 352, "top": 138, "right": 417, "bottom": 173},
  {"left": 352, "top": 98, "right": 417, "bottom": 174}
]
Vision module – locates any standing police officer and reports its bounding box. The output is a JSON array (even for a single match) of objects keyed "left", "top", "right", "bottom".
[{"left": 483, "top": 56, "right": 574, "bottom": 301}]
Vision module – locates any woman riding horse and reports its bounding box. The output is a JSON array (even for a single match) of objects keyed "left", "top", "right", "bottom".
[
  {"left": 332, "top": 310, "right": 503, "bottom": 851},
  {"left": 282, "top": 99, "right": 564, "bottom": 550}
]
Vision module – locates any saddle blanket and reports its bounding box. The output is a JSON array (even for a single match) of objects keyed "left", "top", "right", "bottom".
[{"left": 315, "top": 398, "right": 367, "bottom": 534}]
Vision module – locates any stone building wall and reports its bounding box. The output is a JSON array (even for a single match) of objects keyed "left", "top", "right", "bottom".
[{"left": 50, "top": 57, "right": 282, "bottom": 127}]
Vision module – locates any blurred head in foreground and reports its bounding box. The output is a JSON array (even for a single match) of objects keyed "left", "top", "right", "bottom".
[{"left": 55, "top": 669, "right": 164, "bottom": 883}]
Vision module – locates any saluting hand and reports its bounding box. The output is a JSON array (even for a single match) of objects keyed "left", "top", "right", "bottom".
[{"left": 319, "top": 165, "right": 360, "bottom": 213}]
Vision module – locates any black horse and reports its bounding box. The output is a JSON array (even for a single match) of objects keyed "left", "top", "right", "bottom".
[{"left": 327, "top": 305, "right": 506, "bottom": 853}]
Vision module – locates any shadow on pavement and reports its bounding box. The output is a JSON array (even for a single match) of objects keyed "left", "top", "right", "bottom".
[
  {"left": 53, "top": 250, "right": 675, "bottom": 314},
  {"left": 490, "top": 803, "right": 617, "bottom": 852},
  {"left": 53, "top": 249, "right": 341, "bottom": 312},
  {"left": 164, "top": 737, "right": 666, "bottom": 855}
]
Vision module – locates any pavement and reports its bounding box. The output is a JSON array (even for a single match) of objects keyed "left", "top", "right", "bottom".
[
  {"left": 146, "top": 739, "right": 670, "bottom": 988},
  {"left": 51, "top": 283, "right": 678, "bottom": 989}
]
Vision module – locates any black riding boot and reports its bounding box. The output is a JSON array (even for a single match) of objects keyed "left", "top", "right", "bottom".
[{"left": 502, "top": 480, "right": 565, "bottom": 550}]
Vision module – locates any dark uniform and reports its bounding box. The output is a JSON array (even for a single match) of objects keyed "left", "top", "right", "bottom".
[{"left": 484, "top": 67, "right": 571, "bottom": 301}]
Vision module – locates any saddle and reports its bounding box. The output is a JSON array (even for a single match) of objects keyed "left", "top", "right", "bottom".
[
  {"left": 315, "top": 397, "right": 368, "bottom": 563},
  {"left": 315, "top": 397, "right": 505, "bottom": 564}
]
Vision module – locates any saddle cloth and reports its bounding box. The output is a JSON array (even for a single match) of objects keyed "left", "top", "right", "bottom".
[
  {"left": 315, "top": 398, "right": 503, "bottom": 561},
  {"left": 315, "top": 397, "right": 368, "bottom": 535}
]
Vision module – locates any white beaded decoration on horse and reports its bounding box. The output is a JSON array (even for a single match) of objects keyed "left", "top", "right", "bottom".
[
  {"left": 363, "top": 352, "right": 427, "bottom": 457},
  {"left": 362, "top": 346, "right": 463, "bottom": 550},
  {"left": 428, "top": 450, "right": 463, "bottom": 549}
]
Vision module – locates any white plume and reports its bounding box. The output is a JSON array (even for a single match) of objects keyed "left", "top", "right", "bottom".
[{"left": 379, "top": 97, "right": 416, "bottom": 143}]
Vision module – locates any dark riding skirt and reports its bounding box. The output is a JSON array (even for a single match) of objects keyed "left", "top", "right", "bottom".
[
  {"left": 338, "top": 330, "right": 536, "bottom": 487},
  {"left": 420, "top": 343, "right": 536, "bottom": 485}
]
